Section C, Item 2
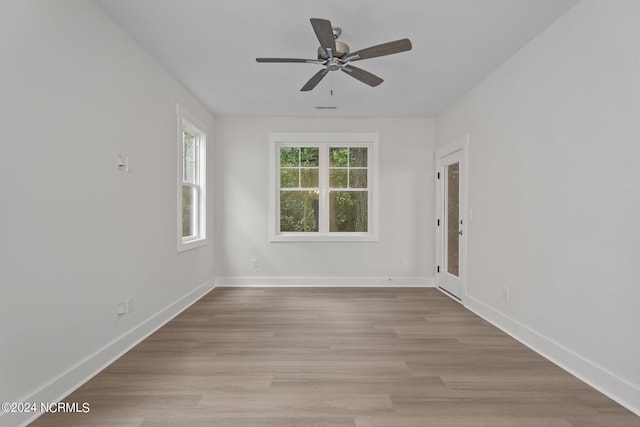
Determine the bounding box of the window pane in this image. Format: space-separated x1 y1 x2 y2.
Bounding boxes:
329 169 348 188
280 168 298 188
330 147 348 167
183 132 196 183
447 163 460 277
280 147 299 167
300 168 319 188
280 191 319 232
300 147 319 166
349 169 367 188
350 147 368 167
182 185 198 238
329 191 368 232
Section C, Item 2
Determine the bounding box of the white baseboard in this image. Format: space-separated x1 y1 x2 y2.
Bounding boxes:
215 276 434 287
464 293 640 417
7 279 215 427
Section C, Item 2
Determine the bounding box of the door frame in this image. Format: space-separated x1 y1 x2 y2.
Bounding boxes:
435 135 469 302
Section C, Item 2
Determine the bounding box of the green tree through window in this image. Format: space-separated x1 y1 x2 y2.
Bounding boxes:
278 145 369 234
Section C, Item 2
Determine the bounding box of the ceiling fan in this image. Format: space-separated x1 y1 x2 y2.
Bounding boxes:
256 18 412 91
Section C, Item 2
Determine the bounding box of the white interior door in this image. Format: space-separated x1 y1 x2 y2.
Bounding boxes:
435 138 467 300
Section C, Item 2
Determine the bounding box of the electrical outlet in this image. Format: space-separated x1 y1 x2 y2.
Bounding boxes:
502 286 510 302
251 257 259 268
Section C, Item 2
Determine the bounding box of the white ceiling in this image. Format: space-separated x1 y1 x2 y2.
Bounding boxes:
95 0 579 117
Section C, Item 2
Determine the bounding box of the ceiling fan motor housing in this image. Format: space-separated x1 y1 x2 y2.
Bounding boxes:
317 41 350 60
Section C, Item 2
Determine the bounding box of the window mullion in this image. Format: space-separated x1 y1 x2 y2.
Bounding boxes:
194 137 200 186
194 186 200 235
319 144 329 234
368 143 373 235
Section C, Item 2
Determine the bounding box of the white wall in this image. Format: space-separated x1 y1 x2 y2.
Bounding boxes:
214 117 435 285
0 1 215 425
437 0 640 413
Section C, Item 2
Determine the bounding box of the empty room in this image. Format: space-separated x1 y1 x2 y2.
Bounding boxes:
1 0 639 426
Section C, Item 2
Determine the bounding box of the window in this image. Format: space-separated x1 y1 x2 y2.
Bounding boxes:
269 133 379 242
177 105 207 252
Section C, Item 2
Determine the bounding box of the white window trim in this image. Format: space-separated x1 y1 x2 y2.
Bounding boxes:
268 132 379 242
177 104 208 252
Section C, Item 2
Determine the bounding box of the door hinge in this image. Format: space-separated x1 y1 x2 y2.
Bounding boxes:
437 265 440 273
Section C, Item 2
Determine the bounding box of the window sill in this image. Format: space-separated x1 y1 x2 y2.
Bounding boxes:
270 233 378 243
178 237 208 252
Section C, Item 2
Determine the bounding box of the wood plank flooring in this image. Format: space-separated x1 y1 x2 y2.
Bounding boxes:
31 288 639 426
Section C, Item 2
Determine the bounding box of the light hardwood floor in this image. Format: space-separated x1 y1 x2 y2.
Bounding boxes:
32 288 639 426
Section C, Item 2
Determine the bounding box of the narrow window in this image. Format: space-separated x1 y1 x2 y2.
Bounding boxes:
177 105 207 252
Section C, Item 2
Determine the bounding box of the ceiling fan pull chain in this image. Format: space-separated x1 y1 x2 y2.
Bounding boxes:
330 73 334 96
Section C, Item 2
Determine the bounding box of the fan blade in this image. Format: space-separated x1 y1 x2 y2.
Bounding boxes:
345 39 412 62
310 18 336 57
301 69 329 91
256 58 323 64
341 65 383 87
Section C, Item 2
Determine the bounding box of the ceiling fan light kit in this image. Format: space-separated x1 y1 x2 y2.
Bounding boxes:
256 18 412 92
